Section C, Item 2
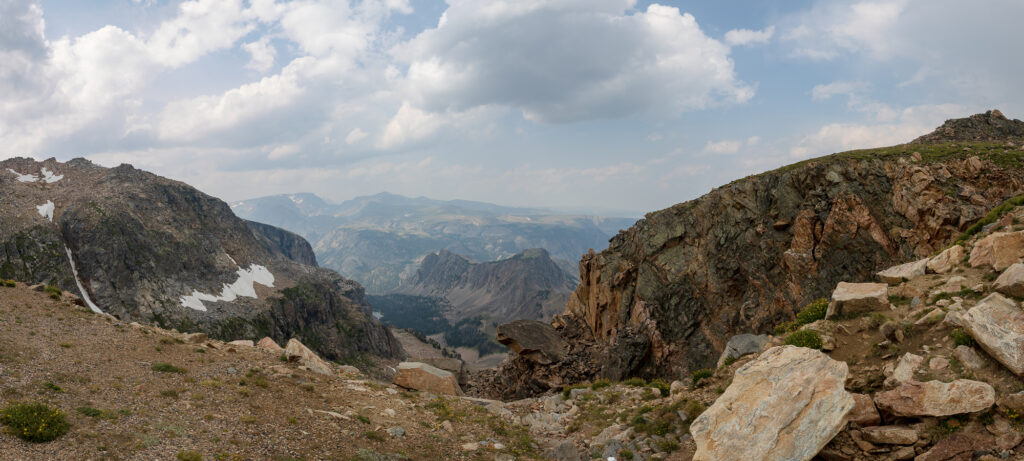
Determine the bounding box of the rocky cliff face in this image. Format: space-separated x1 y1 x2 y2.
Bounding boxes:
246 220 319 267
0 157 402 362
480 111 1024 398
396 248 577 324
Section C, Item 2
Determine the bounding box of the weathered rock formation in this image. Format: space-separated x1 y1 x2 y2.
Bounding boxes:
874 379 995 417
0 157 402 363
245 220 319 267
962 293 1024 375
484 111 1024 396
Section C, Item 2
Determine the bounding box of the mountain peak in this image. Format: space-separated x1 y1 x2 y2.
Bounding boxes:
912 110 1024 144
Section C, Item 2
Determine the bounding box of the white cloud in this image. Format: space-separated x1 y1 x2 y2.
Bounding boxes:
783 0 909 60
789 103 968 158
268 144 300 160
242 37 276 72
724 26 775 46
147 0 253 67
393 1 752 123
746 136 761 145
704 140 742 154
811 81 868 101
345 128 368 144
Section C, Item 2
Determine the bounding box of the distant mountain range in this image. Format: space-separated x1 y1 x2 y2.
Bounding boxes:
230 192 636 293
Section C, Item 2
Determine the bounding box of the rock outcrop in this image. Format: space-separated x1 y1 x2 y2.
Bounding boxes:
496 320 567 365
392 362 463 396
874 380 995 417
690 346 854 461
961 293 1024 375
245 220 319 267
487 112 1024 394
0 158 402 363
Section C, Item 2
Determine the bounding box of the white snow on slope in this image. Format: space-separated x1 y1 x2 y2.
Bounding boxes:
65 246 103 314
180 265 275 312
7 168 39 182
36 200 54 222
40 168 63 183
7 167 63 183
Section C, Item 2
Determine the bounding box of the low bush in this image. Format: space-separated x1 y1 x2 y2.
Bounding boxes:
784 329 822 350
690 369 714 386
795 298 828 325
1 401 70 443
951 329 976 347
152 363 186 373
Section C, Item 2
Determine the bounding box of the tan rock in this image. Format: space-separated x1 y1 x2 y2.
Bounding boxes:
928 357 949 370
914 308 945 326
827 282 889 319
961 293 1024 375
998 392 1024 412
874 379 994 417
392 362 463 396
257 337 284 353
182 332 208 344
877 258 929 284
884 353 923 388
860 425 918 445
993 262 1024 297
953 345 985 370
284 338 335 375
846 393 881 427
927 245 964 274
227 340 254 347
690 346 854 461
970 231 1024 270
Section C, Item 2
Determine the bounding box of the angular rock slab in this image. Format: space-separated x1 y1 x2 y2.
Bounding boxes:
690 346 854 461
877 258 929 285
927 245 964 274
970 231 1024 270
716 333 771 367
392 362 463 396
874 380 994 417
961 293 1024 375
847 393 881 427
257 337 284 353
496 319 567 365
993 262 1024 298
827 282 889 318
284 338 334 375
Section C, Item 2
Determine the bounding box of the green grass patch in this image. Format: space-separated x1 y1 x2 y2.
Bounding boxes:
691 369 713 386
590 379 611 391
951 328 977 347
152 363 186 374
955 194 1024 245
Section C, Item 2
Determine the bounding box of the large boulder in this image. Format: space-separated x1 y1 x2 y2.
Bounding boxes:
993 262 1024 297
961 293 1024 375
420 357 468 385
284 338 335 375
257 336 284 353
496 319 567 365
392 362 463 396
716 333 771 367
874 379 994 417
877 258 928 284
690 346 854 461
826 282 889 319
969 231 1024 270
927 245 964 274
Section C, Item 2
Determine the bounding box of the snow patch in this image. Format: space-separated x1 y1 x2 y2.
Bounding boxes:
40 167 63 183
36 200 54 222
65 246 103 314
7 168 39 182
180 265 275 312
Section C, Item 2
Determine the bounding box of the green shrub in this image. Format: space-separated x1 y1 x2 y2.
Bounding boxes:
152 363 186 373
176 451 202 461
691 368 714 386
784 329 822 350
2 279 15 287
773 321 798 336
795 298 828 325
1 402 70 443
951 329 976 347
44 284 62 300
649 378 670 397
364 430 384 441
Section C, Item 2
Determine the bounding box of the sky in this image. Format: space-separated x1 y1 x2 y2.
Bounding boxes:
1 0 1022 217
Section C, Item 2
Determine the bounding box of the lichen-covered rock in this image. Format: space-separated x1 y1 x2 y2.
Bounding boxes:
874 380 994 417
962 293 1024 375
927 245 964 274
392 362 463 396
827 282 889 319
285 338 335 375
877 258 928 284
716 333 771 367
970 231 1024 270
690 346 854 461
993 262 1024 297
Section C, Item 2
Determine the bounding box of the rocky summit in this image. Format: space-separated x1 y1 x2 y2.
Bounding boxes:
0 157 402 363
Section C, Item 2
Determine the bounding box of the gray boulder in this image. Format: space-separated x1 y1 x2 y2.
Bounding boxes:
716 333 771 367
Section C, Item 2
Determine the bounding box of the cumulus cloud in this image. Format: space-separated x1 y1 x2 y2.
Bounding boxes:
724 26 775 46
704 140 742 154
242 37 276 72
811 81 868 101
393 1 753 123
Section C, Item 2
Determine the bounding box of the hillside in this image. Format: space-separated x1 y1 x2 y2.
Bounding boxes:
482 110 1024 398
0 158 401 364
230 192 634 293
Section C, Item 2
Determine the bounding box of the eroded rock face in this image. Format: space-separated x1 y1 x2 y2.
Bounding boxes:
962 293 1024 375
877 259 928 284
285 338 334 375
993 262 1024 297
874 380 994 417
496 320 567 365
690 346 854 461
827 282 889 318
392 362 463 396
